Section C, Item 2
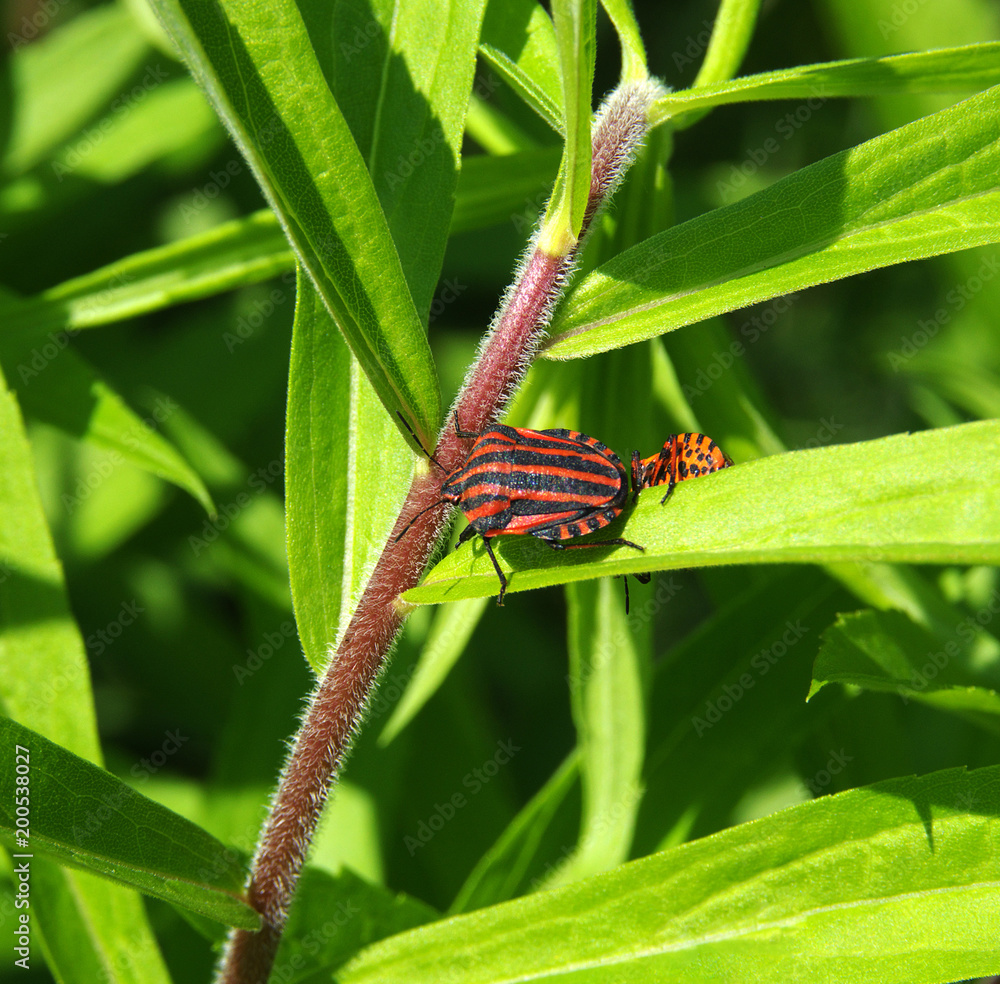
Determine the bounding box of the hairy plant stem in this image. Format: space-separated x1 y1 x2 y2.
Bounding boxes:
217 79 660 984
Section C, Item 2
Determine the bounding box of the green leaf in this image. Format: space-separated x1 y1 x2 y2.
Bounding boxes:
278 867 437 976
464 92 542 154
315 0 487 321
150 0 441 448
285 276 352 672
0 717 258 929
2 209 293 335
636 567 842 854
546 84 1000 359
451 147 561 235
0 371 172 983
691 0 762 87
0 341 212 513
599 0 647 84
2 78 221 231
809 609 1000 732
379 597 489 745
403 421 1000 603
479 0 564 134
286 273 414 673
653 43 1000 125
551 577 647 886
2 4 149 177
540 0 597 253
342 765 1000 984
451 751 580 913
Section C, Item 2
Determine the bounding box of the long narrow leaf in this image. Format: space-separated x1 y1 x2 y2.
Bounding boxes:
404 420 1000 603
0 717 258 929
286 273 414 673
653 43 1000 124
546 84 1000 359
313 0 487 321
540 0 597 252
809 609 1000 733
479 0 564 134
149 0 441 447
0 371 171 983
1 342 212 513
342 765 1000 984
2 210 292 335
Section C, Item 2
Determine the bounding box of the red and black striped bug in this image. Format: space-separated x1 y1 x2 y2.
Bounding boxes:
396 415 645 606
631 432 733 505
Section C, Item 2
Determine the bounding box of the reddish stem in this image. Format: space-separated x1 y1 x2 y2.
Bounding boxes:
217 80 658 984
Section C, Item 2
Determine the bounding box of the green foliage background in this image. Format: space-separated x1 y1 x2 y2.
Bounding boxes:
1 0 999 981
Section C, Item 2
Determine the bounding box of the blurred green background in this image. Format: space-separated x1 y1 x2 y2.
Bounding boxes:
1 0 999 979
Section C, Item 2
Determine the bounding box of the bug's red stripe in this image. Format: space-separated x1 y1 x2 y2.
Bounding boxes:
488 510 584 535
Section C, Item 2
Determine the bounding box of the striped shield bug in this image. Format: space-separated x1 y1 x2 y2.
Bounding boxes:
397 415 644 606
631 433 733 505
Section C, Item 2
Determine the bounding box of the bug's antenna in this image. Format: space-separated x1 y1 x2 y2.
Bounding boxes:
396 411 446 471
394 498 447 543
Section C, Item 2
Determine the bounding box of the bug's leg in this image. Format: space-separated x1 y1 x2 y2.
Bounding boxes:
452 411 479 440
395 411 445 470
480 536 508 605
623 576 630 615
631 450 643 504
558 537 645 553
659 475 677 506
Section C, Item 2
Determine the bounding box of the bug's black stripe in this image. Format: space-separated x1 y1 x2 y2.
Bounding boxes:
478 428 620 459
507 499 599 518
452 471 624 502
508 449 621 475
460 448 620 477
